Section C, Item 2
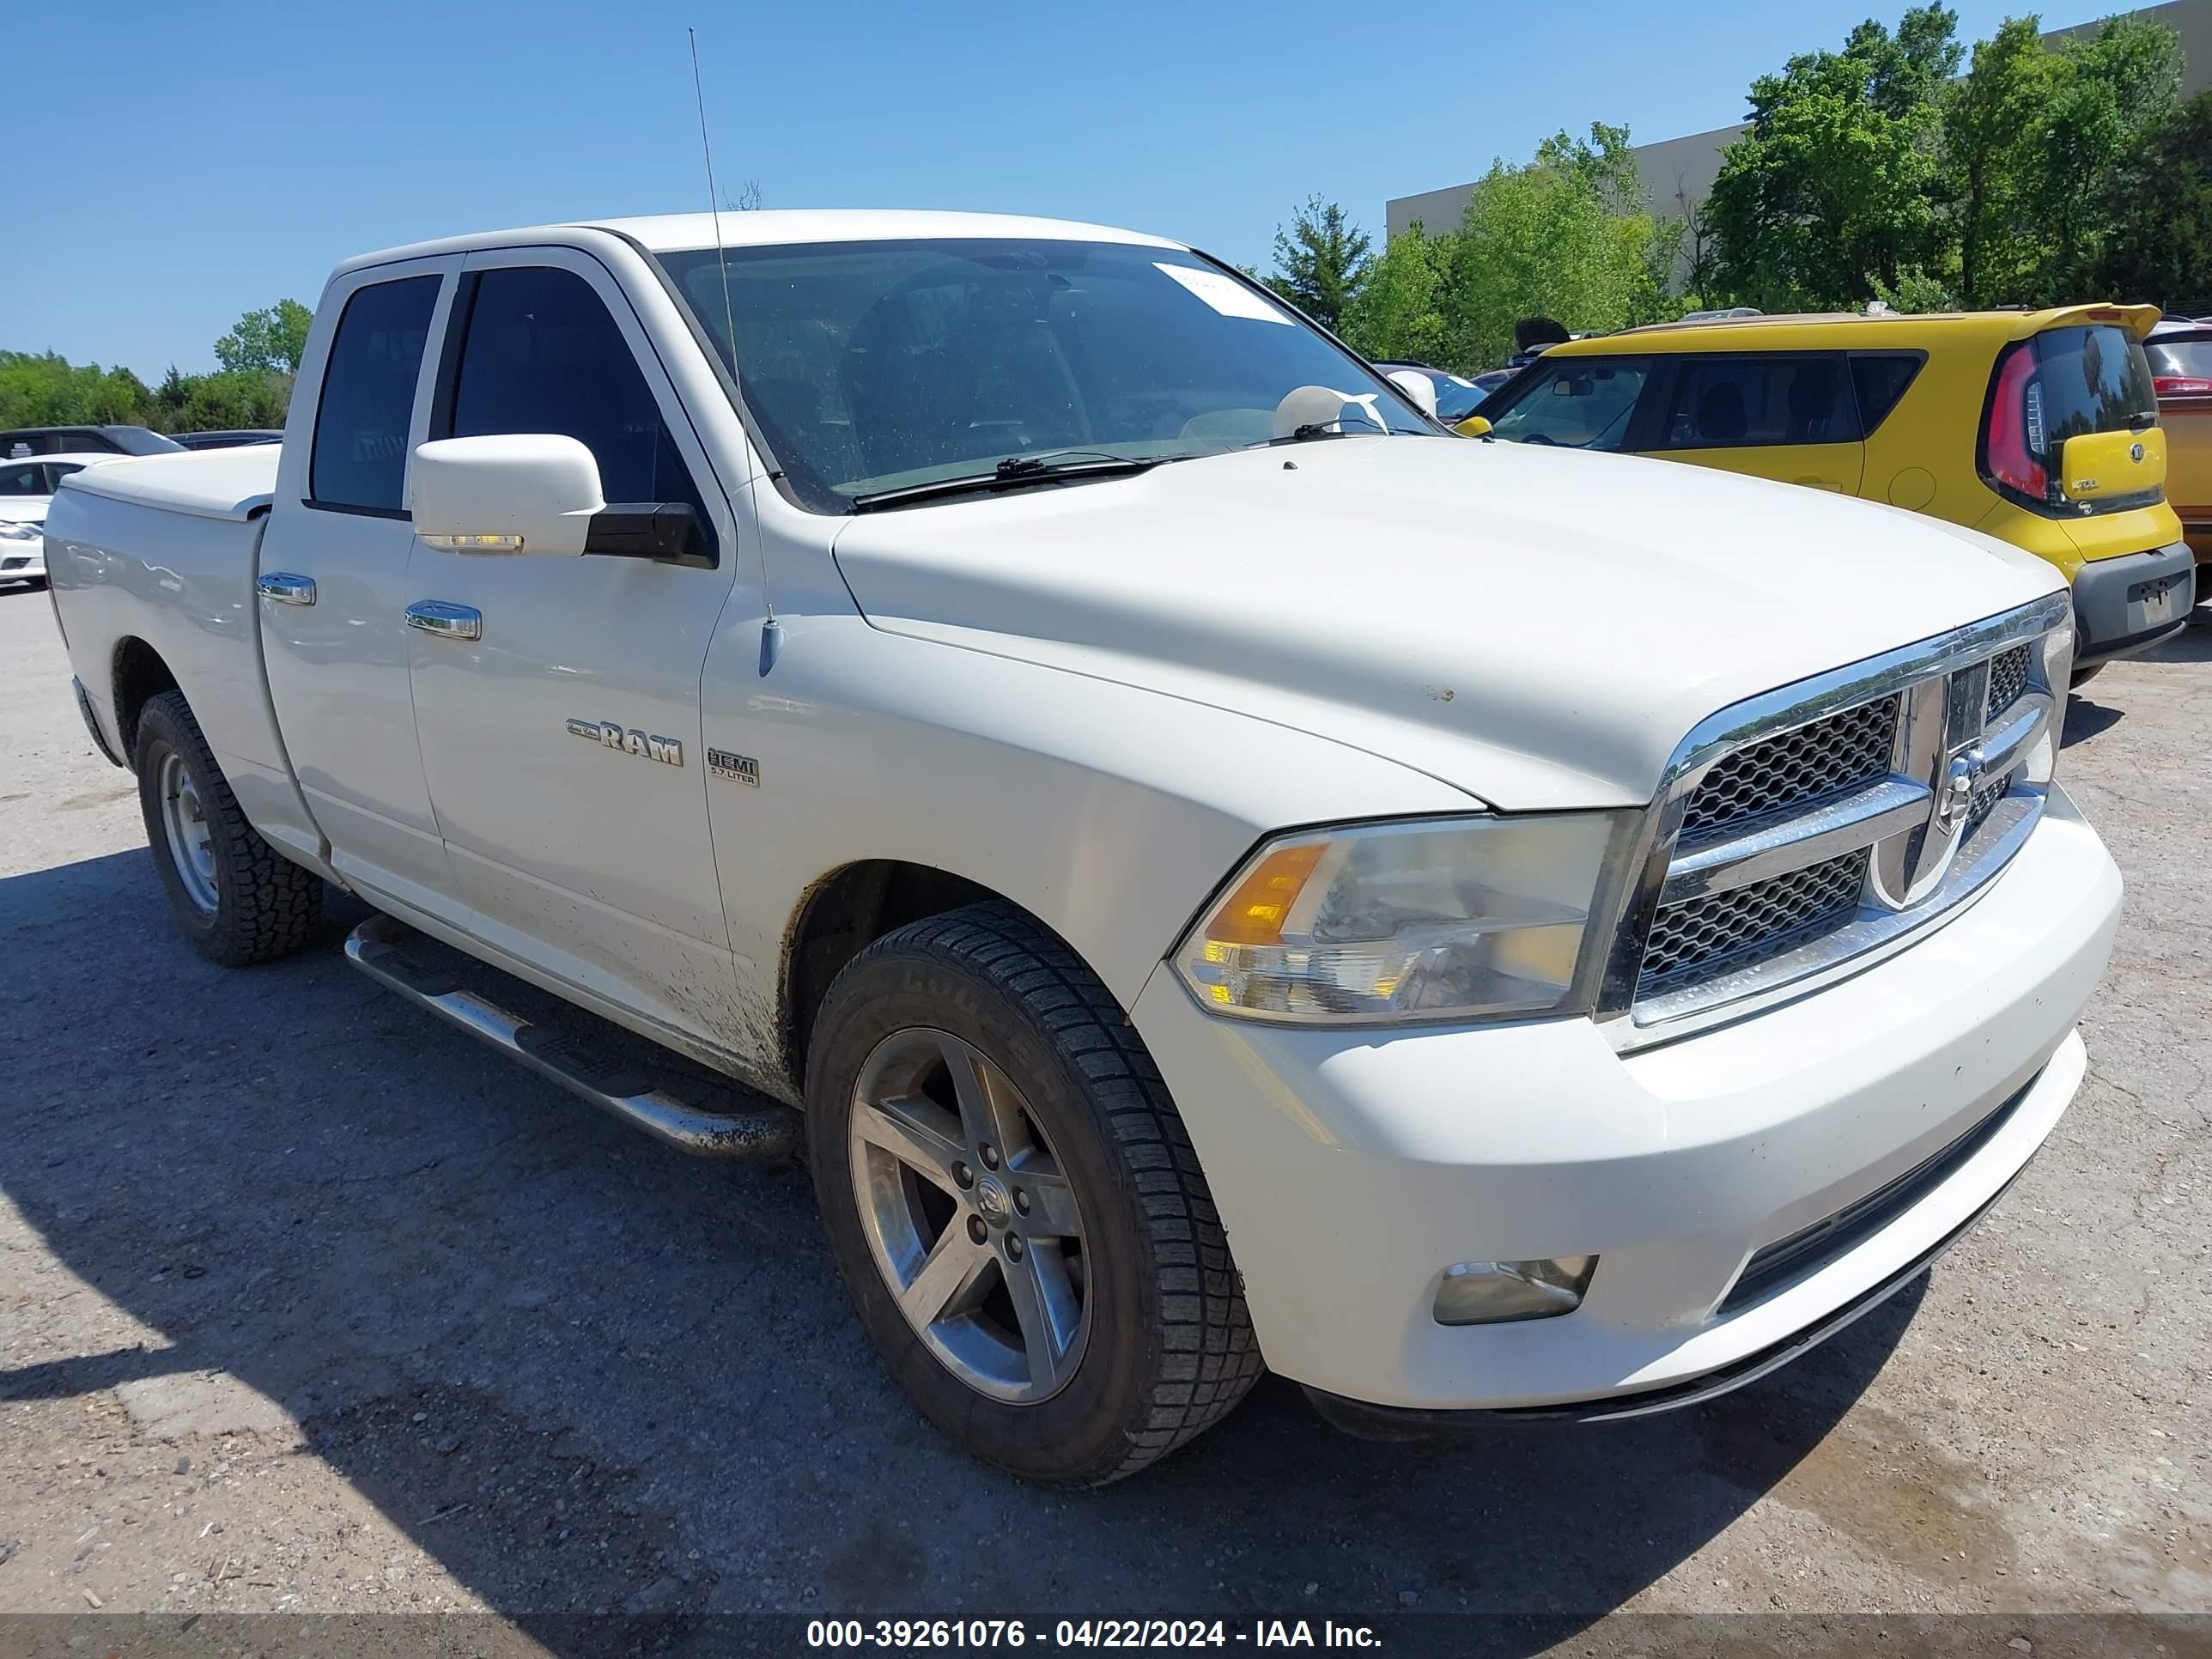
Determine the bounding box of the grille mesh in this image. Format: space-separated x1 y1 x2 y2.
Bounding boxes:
1985 645 2031 720
1640 850 1869 993
1680 697 1899 839
1961 769 2012 844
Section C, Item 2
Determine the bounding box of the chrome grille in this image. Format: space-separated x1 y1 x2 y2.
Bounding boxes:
1986 645 2030 719
1679 696 1898 838
1604 593 2069 1046
1639 850 1869 993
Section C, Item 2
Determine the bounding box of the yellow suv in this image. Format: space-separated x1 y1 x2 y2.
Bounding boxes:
1464 306 2195 672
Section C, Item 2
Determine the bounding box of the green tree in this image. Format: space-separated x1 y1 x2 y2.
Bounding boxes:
1265 197 1372 331
1442 125 1681 367
1942 17 2061 305
213 299 313 376
2036 16 2182 299
1338 222 1453 362
1706 6 1960 309
2098 89 2212 311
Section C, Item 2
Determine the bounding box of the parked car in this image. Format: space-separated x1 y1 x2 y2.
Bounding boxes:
0 453 116 586
0 424 182 459
46 210 2118 1484
1372 362 1491 424
171 428 287 451
2148 319 2212 582
1462 306 2193 676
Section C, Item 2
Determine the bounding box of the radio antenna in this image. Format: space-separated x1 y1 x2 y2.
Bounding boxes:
688 25 781 672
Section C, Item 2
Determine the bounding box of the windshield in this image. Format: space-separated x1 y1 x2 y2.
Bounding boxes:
656 238 1432 510
1424 373 1488 422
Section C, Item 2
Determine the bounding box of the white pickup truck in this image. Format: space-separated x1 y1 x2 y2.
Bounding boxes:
44 210 2122 1485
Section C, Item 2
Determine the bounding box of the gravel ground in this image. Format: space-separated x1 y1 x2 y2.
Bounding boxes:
1 581 2207 1636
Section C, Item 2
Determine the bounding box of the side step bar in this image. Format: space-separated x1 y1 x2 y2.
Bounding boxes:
344 915 800 1158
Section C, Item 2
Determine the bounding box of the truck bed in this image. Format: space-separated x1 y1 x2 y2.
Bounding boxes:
45 442 329 878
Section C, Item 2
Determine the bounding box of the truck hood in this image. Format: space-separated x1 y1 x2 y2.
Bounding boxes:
839 436 2066 809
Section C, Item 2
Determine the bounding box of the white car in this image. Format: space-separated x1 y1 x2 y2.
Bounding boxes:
43 210 2120 1483
0 453 114 586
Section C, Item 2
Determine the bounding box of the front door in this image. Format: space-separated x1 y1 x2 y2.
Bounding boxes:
404 247 745 1049
259 258 463 916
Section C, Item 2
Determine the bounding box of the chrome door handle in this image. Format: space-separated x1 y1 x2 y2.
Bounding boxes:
256 572 316 605
404 600 483 641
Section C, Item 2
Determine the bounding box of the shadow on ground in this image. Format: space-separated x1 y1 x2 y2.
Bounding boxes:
1 848 1922 1640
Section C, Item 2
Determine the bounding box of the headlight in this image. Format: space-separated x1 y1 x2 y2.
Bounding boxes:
1172 813 1632 1025
0 521 40 542
2032 619 2075 784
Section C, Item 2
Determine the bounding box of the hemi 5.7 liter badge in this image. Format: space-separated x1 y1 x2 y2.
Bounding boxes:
708 748 760 786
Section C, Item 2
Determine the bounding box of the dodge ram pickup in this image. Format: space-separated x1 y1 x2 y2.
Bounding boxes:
43 210 2123 1485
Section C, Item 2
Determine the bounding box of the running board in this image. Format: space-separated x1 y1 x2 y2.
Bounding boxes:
343 915 799 1158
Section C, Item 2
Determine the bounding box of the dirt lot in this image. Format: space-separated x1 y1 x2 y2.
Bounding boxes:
1 582 2207 1637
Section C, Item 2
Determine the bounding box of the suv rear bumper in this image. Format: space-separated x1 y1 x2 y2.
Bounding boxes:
1130 786 2120 1414
2073 539 2194 663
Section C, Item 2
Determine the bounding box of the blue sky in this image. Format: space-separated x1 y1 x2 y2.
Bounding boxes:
16 0 2110 378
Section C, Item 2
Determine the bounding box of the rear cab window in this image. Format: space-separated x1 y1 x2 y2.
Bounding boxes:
309 275 441 515
1482 357 1650 451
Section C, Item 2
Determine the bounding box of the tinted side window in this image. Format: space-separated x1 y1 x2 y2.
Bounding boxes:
46 463 85 488
0 461 44 495
446 266 708 526
310 275 439 513
1851 355 1924 433
1661 356 1856 448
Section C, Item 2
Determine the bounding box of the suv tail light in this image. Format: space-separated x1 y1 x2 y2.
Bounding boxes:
1984 342 2050 505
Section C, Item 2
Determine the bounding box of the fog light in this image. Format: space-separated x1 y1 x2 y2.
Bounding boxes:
1432 1256 1596 1325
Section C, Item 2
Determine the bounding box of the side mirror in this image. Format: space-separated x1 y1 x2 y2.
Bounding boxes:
1455 415 1493 439
1385 368 1438 419
410 434 605 556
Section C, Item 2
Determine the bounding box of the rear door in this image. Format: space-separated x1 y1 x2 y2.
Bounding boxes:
1647 353 1865 495
259 257 462 915
404 246 744 1046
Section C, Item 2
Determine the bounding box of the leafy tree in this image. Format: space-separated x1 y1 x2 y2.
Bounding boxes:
1942 18 2060 305
1869 264 1966 312
2098 89 2212 312
1339 222 1452 362
1706 6 1960 309
2035 16 2181 299
1442 125 1681 367
0 350 152 428
1266 197 1372 331
214 299 313 376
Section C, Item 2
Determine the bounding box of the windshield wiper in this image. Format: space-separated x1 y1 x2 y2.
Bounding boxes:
848 453 1166 512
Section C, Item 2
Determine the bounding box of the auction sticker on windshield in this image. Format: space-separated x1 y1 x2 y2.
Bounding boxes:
1154 264 1291 325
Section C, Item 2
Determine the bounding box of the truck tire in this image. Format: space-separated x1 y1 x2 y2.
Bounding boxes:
805 902 1262 1485
133 690 323 966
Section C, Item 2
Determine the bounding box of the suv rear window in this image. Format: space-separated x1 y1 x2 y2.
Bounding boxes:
1850 355 1924 433
1981 324 2160 514
2033 325 2158 443
2148 332 2212 397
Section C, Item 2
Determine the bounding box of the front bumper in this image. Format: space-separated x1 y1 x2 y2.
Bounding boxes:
0 538 46 582
2071 538 2193 663
1129 787 2121 1413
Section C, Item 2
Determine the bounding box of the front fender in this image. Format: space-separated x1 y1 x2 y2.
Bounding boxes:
702 612 1476 1073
